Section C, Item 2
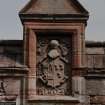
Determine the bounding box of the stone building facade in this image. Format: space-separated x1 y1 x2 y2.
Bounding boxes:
0 0 105 105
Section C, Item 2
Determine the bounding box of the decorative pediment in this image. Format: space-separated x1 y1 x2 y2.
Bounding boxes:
20 0 88 15
19 0 89 22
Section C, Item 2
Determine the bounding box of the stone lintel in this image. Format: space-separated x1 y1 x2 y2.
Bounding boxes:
27 96 80 103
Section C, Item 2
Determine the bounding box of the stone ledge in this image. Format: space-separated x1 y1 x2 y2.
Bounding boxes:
28 96 80 103
0 67 28 74
0 95 17 101
90 95 105 104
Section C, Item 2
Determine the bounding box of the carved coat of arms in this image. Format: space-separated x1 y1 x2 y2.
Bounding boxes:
38 40 68 88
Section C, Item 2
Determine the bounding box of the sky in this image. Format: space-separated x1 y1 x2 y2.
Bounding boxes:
0 0 105 41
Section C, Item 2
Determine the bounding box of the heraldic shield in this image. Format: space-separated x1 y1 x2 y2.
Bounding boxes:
39 55 68 88
38 40 69 88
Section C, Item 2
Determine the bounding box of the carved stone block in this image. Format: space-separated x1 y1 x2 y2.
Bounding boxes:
36 32 72 96
0 78 24 105
86 79 105 95
93 55 104 68
90 96 105 104
86 55 94 68
86 54 104 69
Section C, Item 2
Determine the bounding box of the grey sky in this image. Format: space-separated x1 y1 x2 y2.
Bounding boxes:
0 0 105 41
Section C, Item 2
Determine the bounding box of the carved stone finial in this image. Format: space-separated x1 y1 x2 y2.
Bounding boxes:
50 40 60 48
48 40 60 59
0 79 17 101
